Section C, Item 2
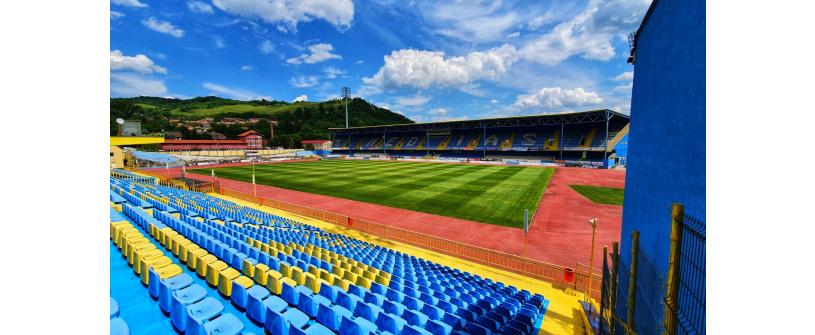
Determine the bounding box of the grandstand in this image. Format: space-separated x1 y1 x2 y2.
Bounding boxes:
110 173 551 335
329 110 629 168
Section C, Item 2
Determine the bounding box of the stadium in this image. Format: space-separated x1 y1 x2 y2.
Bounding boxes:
108 1 704 335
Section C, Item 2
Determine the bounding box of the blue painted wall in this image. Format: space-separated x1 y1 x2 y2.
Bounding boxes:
617 0 705 327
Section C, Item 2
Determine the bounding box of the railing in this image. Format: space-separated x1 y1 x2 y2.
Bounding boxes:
218 187 602 300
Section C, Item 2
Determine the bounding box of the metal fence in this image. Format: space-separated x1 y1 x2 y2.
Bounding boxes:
596 203 705 335
666 208 706 335
218 186 603 300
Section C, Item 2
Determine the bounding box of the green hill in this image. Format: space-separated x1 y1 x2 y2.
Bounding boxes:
110 96 413 147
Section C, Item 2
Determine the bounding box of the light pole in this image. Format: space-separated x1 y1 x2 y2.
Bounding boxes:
342 87 350 128
587 218 599 301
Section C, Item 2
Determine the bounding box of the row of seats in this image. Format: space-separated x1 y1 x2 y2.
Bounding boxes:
111 176 549 334
110 211 250 335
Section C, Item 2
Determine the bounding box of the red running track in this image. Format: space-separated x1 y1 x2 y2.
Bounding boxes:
150 162 624 268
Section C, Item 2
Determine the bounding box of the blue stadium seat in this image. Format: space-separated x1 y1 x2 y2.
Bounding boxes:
110 297 119 318
110 317 130 335
339 315 378 335
426 319 453 335
317 303 352 332
170 284 207 331
245 286 272 322
159 273 193 313
185 297 225 335
375 313 407 335
203 313 244 335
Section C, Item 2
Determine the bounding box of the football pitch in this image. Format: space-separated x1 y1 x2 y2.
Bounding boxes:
191 160 553 227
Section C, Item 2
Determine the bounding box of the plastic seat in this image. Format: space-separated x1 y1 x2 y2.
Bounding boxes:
281 279 299 305
245 286 271 322
442 313 466 330
110 317 130 335
403 309 429 327
230 276 255 308
382 300 406 317
158 273 194 313
500 325 524 335
110 297 119 318
339 315 377 335
364 292 386 307
464 322 490 335
354 302 384 323
203 313 244 335
296 322 336 335
185 297 225 335
507 319 530 333
421 305 444 320
403 296 424 311
170 284 207 331
317 303 352 331
477 315 500 333
427 319 453 335
403 324 432 335
336 290 362 312
319 284 339 302
375 313 407 335
297 293 321 318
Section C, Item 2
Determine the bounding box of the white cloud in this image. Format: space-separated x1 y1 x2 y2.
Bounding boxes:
322 66 346 79
110 11 125 20
241 65 254 71
110 50 167 74
428 108 448 116
142 17 185 38
213 36 226 48
111 73 167 97
510 87 603 112
613 82 633 93
293 94 308 102
212 0 354 32
506 31 520 39
396 94 431 107
112 0 147 8
355 60 364 64
203 82 268 100
490 99 499 104
418 1 524 43
289 76 319 88
613 71 633 81
188 1 214 14
520 0 650 66
258 40 275 54
286 43 341 64
363 44 518 90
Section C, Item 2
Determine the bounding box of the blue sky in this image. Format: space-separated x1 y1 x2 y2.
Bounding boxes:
110 0 650 122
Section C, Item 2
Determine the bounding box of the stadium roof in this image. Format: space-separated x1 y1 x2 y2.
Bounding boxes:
330 109 628 133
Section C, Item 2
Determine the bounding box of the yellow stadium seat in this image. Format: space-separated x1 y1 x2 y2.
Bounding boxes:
196 254 217 277
266 270 283 294
141 256 172 284
260 244 269 253
304 273 321 294
254 264 270 285
375 275 390 286
217 268 241 296
319 271 333 285
206 261 229 286
128 243 156 265
336 278 351 291
363 271 376 281
242 259 256 278
332 267 345 277
307 265 319 276
279 262 291 278
187 249 208 270
173 239 192 257
281 277 297 291
156 264 183 280
179 244 199 263
356 276 372 290
134 249 163 274
343 271 358 283
291 267 305 285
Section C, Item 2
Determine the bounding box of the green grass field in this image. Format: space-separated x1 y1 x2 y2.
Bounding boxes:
191 160 554 227
569 185 625 205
